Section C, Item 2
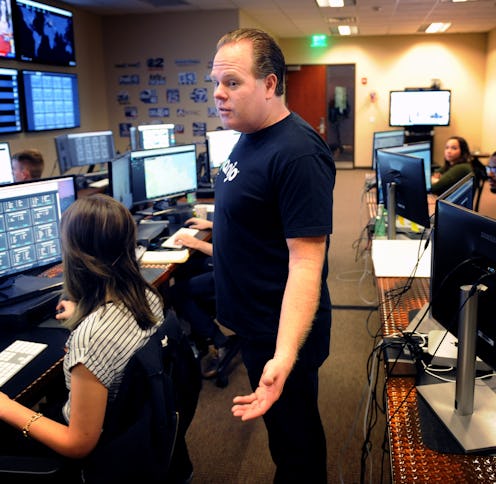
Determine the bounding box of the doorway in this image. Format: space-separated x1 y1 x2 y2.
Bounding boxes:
286 64 355 168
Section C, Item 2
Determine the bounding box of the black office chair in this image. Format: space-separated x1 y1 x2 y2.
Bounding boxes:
472 158 487 212
0 312 200 484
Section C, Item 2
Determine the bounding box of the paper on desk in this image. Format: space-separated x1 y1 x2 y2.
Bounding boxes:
371 239 431 278
141 249 189 264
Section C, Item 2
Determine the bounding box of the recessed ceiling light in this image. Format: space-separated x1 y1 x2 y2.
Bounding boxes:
316 0 355 7
418 22 452 33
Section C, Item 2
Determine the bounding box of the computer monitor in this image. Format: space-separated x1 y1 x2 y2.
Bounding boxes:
13 0 76 66
0 142 13 185
130 144 197 206
376 149 431 235
108 152 132 210
21 69 80 132
205 129 241 170
55 131 115 174
137 124 175 150
383 141 432 192
0 67 22 134
436 172 475 210
389 90 451 127
0 175 76 304
417 199 496 452
0 0 15 59
371 129 404 169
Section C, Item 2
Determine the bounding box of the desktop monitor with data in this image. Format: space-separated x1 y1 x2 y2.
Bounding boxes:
0 142 13 185
0 176 76 305
136 124 175 150
437 172 475 210
130 144 197 206
206 129 241 170
55 131 115 174
376 149 431 233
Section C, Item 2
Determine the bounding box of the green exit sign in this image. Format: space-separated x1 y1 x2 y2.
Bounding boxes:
311 35 328 47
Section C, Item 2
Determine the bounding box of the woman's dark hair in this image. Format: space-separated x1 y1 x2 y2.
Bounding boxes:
216 28 286 96
61 194 161 330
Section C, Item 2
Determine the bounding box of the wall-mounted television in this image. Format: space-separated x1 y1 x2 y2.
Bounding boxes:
0 67 22 133
0 0 16 59
21 69 80 132
13 0 76 66
137 123 175 150
389 89 451 127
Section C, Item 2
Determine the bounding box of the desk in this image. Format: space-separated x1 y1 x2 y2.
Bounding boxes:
0 228 211 405
377 277 496 482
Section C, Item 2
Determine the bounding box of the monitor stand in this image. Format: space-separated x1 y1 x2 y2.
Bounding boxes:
416 284 496 453
387 182 397 240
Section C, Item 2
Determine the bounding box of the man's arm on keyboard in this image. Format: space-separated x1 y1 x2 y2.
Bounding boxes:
175 233 212 256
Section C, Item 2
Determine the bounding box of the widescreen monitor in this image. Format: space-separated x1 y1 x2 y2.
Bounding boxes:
371 129 404 168
0 175 76 289
55 131 115 174
0 67 22 134
417 199 496 452
376 149 430 230
383 141 432 192
130 144 197 206
0 0 15 59
108 152 132 210
0 142 13 185
137 124 175 150
13 0 76 66
21 70 80 132
389 90 451 127
205 129 241 169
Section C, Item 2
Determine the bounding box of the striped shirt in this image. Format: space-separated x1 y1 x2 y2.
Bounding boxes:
62 290 163 423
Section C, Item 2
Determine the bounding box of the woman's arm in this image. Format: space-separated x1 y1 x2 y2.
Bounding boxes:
0 363 108 459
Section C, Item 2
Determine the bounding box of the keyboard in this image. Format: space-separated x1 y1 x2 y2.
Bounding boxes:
136 220 168 246
161 227 199 249
0 340 48 387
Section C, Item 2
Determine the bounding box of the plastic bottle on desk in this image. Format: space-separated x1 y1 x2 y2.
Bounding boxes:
374 203 387 239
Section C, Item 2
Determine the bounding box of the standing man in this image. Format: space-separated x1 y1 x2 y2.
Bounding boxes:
210 28 335 482
11 149 45 181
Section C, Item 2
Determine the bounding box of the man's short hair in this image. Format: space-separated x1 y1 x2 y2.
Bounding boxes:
12 149 45 179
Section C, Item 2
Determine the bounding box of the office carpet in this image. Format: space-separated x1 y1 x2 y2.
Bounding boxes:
185 168 391 483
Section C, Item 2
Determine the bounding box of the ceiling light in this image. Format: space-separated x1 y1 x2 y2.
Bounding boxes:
425 22 452 33
332 25 358 35
317 0 355 7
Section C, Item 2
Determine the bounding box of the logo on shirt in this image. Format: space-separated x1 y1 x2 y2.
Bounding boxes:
221 159 239 182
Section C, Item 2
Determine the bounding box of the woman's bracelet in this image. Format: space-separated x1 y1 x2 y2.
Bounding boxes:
22 412 43 438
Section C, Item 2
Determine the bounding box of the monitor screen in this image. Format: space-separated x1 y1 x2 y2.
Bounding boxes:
130 144 197 205
55 131 115 174
376 149 430 228
137 124 175 150
431 200 496 370
383 141 432 192
0 0 15 59
13 0 76 66
0 175 76 283
0 67 22 134
108 152 132 210
0 142 13 185
21 69 80 132
389 90 451 127
372 129 404 168
205 129 241 169
436 172 474 210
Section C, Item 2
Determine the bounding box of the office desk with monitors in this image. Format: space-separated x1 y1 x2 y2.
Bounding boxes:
377 276 496 483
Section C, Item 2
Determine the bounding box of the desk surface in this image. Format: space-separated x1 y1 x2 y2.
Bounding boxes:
377 277 496 483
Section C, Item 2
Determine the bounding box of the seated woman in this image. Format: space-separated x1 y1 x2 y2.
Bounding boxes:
0 195 164 464
431 136 483 195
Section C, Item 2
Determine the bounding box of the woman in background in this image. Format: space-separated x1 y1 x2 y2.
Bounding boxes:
431 136 483 195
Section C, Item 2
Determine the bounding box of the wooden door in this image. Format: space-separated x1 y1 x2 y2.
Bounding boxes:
285 65 327 139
